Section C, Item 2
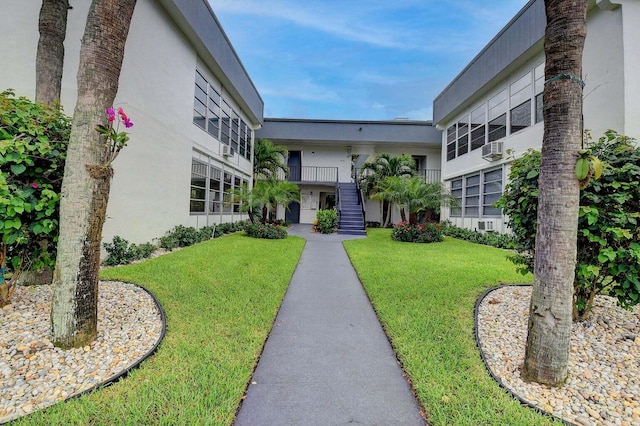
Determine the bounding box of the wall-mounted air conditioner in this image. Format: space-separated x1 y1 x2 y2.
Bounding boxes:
481 141 504 161
477 220 495 232
222 145 234 157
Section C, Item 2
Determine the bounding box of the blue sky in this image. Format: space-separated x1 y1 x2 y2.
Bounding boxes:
208 0 529 121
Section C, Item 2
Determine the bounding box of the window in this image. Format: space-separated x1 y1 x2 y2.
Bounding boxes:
239 120 247 157
193 71 221 138
220 101 230 145
223 172 233 213
535 93 544 123
488 114 506 142
510 100 531 134
534 62 544 124
464 174 480 216
446 125 456 161
231 111 240 153
487 89 507 142
509 73 532 134
457 117 469 156
482 169 503 216
449 167 504 219
208 166 221 213
450 179 462 217
470 105 486 151
190 160 207 213
233 176 242 213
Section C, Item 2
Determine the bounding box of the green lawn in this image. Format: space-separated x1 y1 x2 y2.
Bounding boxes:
15 234 305 426
343 229 559 426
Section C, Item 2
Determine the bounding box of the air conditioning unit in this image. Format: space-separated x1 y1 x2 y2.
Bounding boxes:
477 220 495 232
481 141 504 161
222 145 234 157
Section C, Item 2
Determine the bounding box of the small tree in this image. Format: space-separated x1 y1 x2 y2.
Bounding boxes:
0 91 70 306
253 138 288 180
497 130 640 320
359 153 415 226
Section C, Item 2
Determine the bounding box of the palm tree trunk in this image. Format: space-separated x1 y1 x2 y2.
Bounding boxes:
522 0 587 386
51 0 137 349
36 0 69 105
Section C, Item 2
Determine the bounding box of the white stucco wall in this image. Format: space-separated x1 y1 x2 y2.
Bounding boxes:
2 0 256 245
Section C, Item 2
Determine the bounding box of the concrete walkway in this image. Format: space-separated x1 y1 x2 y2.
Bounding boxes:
234 224 425 426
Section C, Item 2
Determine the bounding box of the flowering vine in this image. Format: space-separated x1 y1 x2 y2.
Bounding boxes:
95 107 134 166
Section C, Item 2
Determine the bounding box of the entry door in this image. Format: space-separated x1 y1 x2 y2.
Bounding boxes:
286 201 301 224
288 151 301 181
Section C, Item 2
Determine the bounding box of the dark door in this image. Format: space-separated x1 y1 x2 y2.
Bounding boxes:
288 151 301 181
286 201 300 224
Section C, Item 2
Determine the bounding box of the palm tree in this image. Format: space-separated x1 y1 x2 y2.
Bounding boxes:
522 0 588 386
228 180 300 224
359 153 416 226
51 0 137 349
253 138 289 180
36 0 70 106
373 176 459 225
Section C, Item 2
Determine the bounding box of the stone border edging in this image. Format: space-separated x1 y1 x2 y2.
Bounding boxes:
63 281 167 402
474 284 577 426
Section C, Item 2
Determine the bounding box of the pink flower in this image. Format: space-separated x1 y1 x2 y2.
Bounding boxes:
117 108 128 122
31 183 39 189
124 118 134 128
106 108 116 122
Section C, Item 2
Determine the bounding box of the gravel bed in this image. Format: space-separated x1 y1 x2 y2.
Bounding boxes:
477 285 640 426
0 281 163 423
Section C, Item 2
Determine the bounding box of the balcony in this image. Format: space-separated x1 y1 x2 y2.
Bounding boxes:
277 166 339 184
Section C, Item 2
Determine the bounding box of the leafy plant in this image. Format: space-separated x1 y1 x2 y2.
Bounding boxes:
0 90 70 306
245 222 288 239
102 236 156 266
392 221 444 243
442 223 514 249
316 209 338 234
496 130 640 319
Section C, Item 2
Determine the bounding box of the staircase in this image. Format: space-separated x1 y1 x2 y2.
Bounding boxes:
337 183 366 236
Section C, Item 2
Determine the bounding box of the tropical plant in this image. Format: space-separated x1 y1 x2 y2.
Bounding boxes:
497 130 640 322
228 180 300 224
315 209 338 234
245 222 288 239
391 221 444 243
359 153 416 226
0 90 70 307
372 176 459 225
253 138 289 180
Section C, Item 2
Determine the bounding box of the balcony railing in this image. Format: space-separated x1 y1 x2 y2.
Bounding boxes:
277 166 339 183
355 168 441 184
417 169 442 184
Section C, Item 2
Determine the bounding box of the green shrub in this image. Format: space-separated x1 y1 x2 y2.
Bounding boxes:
365 221 381 228
103 236 157 266
392 222 444 243
496 130 640 319
0 90 70 304
316 209 338 234
442 224 514 249
245 223 287 239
